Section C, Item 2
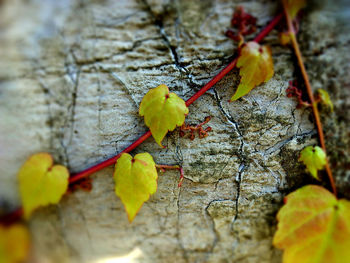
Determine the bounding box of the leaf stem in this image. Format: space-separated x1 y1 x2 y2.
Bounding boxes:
156 164 184 187
282 0 336 195
156 164 180 170
0 12 283 225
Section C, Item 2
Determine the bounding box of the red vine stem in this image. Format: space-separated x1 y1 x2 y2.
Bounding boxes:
156 164 184 187
0 12 283 224
282 0 337 195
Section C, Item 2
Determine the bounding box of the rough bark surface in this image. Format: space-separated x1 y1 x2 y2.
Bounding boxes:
0 0 349 262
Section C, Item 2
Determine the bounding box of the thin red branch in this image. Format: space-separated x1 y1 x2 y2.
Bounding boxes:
178 168 185 187
253 12 284 43
156 164 184 187
0 12 283 225
282 0 337 195
156 164 180 170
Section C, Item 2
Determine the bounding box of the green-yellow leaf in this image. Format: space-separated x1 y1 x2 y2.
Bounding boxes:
114 152 158 222
18 153 69 218
231 42 274 101
273 185 350 263
286 0 306 19
139 84 189 147
299 146 326 180
317 89 334 112
0 224 30 263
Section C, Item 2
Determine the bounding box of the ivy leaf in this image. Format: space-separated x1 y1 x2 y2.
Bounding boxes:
299 146 326 180
114 152 158 222
231 42 274 101
317 89 334 112
139 84 189 147
273 185 350 263
0 224 30 263
286 0 306 19
18 153 69 218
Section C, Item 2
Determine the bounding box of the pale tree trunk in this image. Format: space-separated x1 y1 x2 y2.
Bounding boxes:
0 0 349 262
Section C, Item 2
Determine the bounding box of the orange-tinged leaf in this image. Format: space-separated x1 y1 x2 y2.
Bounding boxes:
0 224 30 263
286 0 306 19
114 152 158 222
299 146 326 180
18 153 69 218
273 185 350 263
231 42 274 101
139 84 189 147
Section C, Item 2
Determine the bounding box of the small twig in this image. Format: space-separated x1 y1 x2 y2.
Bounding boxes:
180 116 212 140
225 6 257 44
286 80 311 108
156 165 185 187
282 0 336 195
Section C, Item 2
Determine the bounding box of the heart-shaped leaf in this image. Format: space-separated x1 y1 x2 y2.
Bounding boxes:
274 185 350 263
114 152 158 222
231 41 274 101
139 84 189 147
0 224 30 263
299 146 326 180
18 153 69 218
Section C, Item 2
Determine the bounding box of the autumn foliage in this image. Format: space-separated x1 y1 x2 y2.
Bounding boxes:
274 185 350 263
139 84 189 147
18 153 69 218
231 41 274 101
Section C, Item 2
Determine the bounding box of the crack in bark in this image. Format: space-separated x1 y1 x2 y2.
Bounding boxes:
231 162 246 239
210 85 249 243
141 0 202 92
108 70 139 108
64 66 80 169
175 187 189 263
37 79 54 150
212 88 243 138
264 130 316 155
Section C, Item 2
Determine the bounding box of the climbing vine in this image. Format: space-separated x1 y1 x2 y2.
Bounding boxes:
1 0 349 262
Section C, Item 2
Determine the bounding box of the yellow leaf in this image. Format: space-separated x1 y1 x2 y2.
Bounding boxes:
317 89 334 112
114 153 158 222
299 146 326 180
18 153 69 218
286 0 306 19
231 42 274 101
139 84 189 147
0 224 30 263
274 185 350 263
